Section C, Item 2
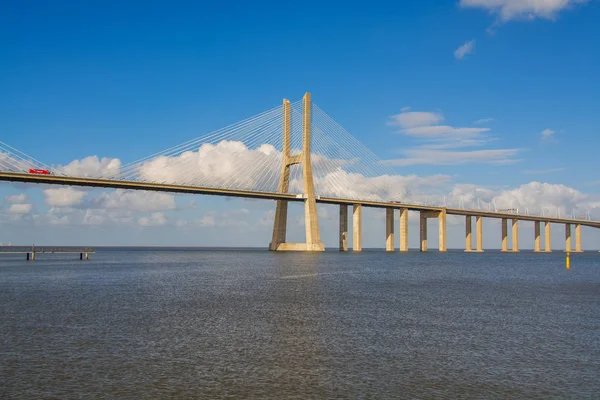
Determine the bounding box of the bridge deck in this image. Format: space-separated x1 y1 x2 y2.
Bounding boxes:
1 172 599 229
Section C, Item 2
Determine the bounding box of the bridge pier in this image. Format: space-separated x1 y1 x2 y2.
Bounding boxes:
512 219 519 252
476 216 483 252
339 205 348 252
575 224 583 252
386 208 394 252
420 212 427 252
419 210 446 252
465 216 472 252
565 224 572 252
501 218 509 252
353 204 362 252
439 209 447 252
399 208 409 252
534 221 541 252
545 221 552 252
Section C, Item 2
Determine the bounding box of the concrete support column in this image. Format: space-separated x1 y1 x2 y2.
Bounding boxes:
534 221 541 252
476 216 483 252
420 212 428 252
399 208 409 252
565 224 572 252
353 204 362 252
545 221 552 252
501 218 508 252
339 205 348 252
512 219 519 252
386 208 394 252
438 209 447 252
465 216 472 252
575 224 582 253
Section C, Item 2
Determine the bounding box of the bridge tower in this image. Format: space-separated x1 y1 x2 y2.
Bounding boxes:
269 93 325 252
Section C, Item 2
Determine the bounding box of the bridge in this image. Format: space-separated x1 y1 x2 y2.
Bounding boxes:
1 93 598 252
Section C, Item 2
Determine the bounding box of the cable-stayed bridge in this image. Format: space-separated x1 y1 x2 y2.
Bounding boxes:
1 93 598 252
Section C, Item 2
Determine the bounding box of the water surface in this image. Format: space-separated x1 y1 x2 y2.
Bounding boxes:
1 250 599 398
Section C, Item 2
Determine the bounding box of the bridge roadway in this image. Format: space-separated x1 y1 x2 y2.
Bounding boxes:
2 172 599 229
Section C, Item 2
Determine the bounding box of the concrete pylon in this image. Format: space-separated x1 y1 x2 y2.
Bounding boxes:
545 221 552 252
339 205 348 251
534 221 541 252
399 208 409 252
565 223 572 252
512 218 519 252
575 224 583 253
269 93 325 252
475 216 483 252
386 208 394 252
438 209 447 252
420 212 428 252
501 218 508 252
465 216 472 252
353 204 362 252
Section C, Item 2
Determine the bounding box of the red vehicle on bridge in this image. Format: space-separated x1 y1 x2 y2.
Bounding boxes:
28 169 53 175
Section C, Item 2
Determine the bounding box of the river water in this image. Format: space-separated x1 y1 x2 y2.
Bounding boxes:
1 250 599 398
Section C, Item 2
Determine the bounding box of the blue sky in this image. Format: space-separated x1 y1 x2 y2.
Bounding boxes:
1 0 599 248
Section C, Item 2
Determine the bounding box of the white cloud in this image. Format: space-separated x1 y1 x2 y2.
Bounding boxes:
459 0 589 22
386 108 518 166
454 40 476 59
5 194 27 204
89 190 176 212
441 181 599 219
138 212 168 227
403 125 490 138
384 148 520 166
135 141 281 193
417 180 600 222
44 188 88 207
474 118 495 124
310 169 452 202
82 208 135 226
8 203 32 214
388 111 444 129
490 182 589 216
541 128 556 141
35 207 135 227
56 156 121 177
175 211 246 229
197 215 216 227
